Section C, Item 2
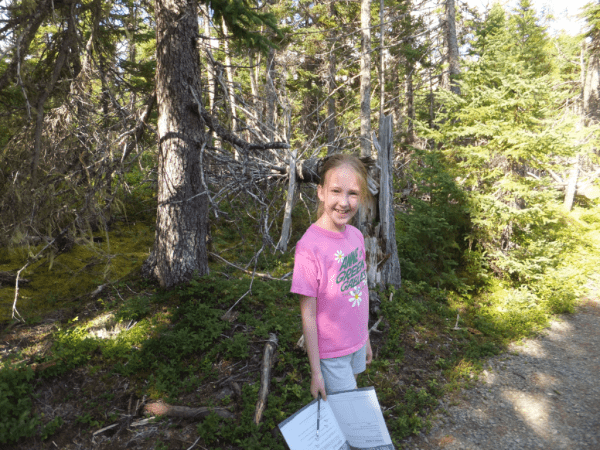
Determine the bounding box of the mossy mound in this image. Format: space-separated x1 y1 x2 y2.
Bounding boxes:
0 222 154 323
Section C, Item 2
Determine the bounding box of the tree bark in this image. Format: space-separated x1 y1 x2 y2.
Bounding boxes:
360 0 372 157
144 0 209 288
446 0 461 95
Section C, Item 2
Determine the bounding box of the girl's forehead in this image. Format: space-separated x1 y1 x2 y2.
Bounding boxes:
324 165 360 185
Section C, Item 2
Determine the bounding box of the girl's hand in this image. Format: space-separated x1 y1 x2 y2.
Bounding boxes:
311 372 327 401
366 338 373 365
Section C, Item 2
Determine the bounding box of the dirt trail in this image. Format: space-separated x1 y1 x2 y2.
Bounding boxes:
403 289 600 450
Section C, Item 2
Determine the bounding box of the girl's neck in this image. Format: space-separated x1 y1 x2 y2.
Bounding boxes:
315 216 346 233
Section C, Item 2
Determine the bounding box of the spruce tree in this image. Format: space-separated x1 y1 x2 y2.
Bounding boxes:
423 1 580 282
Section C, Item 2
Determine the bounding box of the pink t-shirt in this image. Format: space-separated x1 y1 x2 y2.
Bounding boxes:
291 224 369 359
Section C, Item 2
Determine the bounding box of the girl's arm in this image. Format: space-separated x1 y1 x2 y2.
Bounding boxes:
366 336 373 364
299 295 327 400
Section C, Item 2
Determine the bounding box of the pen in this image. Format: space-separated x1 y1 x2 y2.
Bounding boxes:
317 393 321 439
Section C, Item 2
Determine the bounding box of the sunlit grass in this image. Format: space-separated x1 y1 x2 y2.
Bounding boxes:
0 222 154 322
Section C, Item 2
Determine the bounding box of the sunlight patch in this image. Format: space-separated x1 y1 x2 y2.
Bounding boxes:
502 390 551 437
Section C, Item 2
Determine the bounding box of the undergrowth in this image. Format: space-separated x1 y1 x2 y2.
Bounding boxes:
0 265 587 446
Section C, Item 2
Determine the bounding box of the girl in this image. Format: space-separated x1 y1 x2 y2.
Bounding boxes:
291 154 372 401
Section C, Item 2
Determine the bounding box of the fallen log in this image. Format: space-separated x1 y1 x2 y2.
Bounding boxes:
254 333 278 424
143 401 234 420
4 358 61 372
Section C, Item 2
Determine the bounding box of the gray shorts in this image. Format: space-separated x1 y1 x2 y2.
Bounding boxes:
320 343 367 394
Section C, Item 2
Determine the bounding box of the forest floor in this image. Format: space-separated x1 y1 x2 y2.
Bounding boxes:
0 277 461 450
1 262 596 449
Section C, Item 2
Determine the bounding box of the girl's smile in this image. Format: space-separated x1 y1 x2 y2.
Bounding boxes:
316 164 361 232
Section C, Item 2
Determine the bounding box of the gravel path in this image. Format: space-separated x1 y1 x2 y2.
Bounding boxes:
403 294 600 450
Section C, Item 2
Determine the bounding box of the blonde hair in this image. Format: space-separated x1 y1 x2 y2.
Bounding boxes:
316 154 370 219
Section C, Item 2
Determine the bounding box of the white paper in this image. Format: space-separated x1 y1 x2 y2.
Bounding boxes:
328 388 394 449
279 387 394 450
279 398 349 450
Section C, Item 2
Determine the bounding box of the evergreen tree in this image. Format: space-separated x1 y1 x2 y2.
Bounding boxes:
582 1 600 121
509 0 551 76
421 2 580 283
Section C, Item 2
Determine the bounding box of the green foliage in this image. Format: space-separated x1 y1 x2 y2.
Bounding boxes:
0 362 39 443
205 0 282 53
509 0 551 75
388 385 437 441
396 150 470 290
50 325 100 374
115 296 151 322
76 412 102 429
40 416 63 440
582 0 600 47
196 412 227 446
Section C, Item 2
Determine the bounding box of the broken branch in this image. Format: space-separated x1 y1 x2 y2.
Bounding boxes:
143 401 234 420
254 333 278 425
369 317 383 334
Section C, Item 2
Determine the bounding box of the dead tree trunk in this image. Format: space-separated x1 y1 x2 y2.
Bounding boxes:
265 48 277 141
143 0 209 288
361 118 401 291
446 0 461 95
405 45 416 145
564 154 581 211
203 4 216 114
379 0 385 123
326 1 338 155
248 49 260 141
276 149 296 253
327 48 337 155
221 18 238 133
584 50 600 123
376 115 401 288
580 41 586 117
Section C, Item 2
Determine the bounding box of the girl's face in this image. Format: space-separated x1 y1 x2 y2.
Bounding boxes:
317 164 361 232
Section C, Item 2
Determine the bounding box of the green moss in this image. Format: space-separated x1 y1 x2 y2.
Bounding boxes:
0 222 154 322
